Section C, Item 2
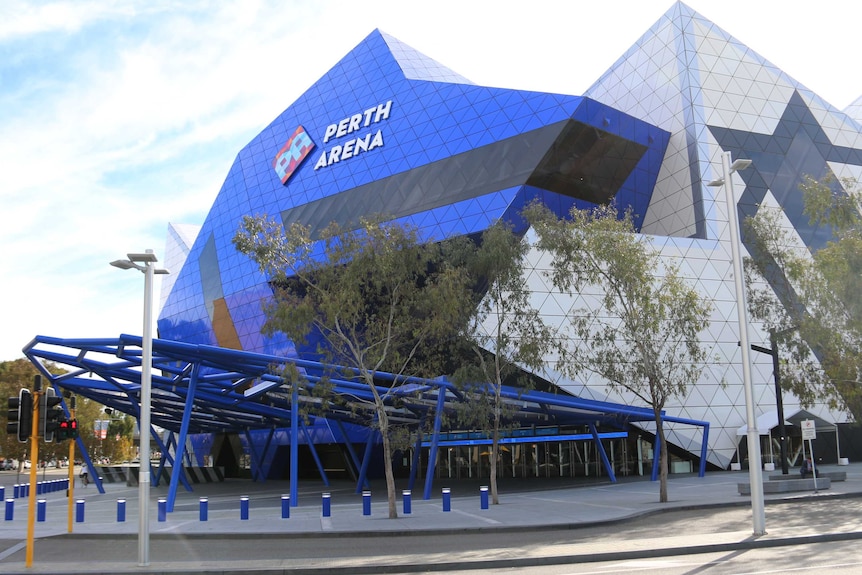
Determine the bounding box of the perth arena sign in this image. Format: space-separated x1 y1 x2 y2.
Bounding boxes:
313 100 392 170
273 100 393 185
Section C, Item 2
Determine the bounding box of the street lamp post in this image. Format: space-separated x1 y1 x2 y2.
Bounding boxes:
708 151 766 536
110 250 169 566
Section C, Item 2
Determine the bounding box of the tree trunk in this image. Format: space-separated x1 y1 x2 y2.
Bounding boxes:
656 415 668 503
490 420 500 505
376 403 398 518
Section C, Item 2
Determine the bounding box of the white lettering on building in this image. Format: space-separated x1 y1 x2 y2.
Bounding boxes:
315 101 392 171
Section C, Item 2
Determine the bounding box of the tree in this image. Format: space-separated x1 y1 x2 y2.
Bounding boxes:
0 359 40 464
234 215 475 518
525 202 712 502
452 222 554 504
0 359 73 465
744 175 862 421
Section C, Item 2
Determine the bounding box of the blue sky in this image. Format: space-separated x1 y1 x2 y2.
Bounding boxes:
2 0 860 361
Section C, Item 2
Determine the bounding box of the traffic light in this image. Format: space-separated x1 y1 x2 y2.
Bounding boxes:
40 388 63 443
57 419 69 441
57 418 78 441
6 388 33 443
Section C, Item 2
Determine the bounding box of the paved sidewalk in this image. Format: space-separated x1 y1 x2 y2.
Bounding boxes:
1 464 862 574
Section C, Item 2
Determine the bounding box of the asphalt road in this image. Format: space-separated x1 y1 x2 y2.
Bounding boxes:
4 497 862 574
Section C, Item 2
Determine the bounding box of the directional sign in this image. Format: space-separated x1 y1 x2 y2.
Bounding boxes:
801 419 816 440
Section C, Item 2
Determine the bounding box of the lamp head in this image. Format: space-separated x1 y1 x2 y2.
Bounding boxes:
127 252 158 264
731 159 753 171
110 259 140 270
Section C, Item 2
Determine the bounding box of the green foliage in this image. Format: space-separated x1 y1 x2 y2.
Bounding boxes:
450 221 554 503
744 175 862 419
233 214 476 517
0 359 40 461
524 201 712 502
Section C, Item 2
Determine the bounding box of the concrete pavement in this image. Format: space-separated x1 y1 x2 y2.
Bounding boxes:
1 464 862 573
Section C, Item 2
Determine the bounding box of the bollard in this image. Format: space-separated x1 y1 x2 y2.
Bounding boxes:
442 487 451 512
117 499 126 522
4 499 13 521
402 490 412 515
13 484 19 499
240 496 249 520
0 486 4 501
199 497 208 522
480 486 489 510
322 493 331 518
75 499 85 523
281 495 290 519
362 491 371 516
37 499 46 522
158 498 167 522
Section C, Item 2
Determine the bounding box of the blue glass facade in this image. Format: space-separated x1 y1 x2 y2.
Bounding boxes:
158 29 669 354
152 2 862 471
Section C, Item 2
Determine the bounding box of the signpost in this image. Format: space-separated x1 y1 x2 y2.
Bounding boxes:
801 419 818 492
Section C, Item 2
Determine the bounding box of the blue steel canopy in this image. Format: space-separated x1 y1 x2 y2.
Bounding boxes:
23 334 710 504
23 334 706 437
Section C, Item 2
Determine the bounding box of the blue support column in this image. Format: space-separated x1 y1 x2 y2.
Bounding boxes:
259 427 275 481
589 423 617 483
149 427 191 491
356 428 375 494
651 433 661 481
335 420 367 488
155 431 175 487
408 431 422 492
167 366 199 512
301 423 329 487
75 437 105 494
423 390 446 500
290 385 299 507
245 428 274 482
699 424 709 477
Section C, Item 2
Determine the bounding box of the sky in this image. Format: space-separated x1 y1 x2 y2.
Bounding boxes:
1 0 861 361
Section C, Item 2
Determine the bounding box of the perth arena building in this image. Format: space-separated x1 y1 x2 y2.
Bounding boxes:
26 2 862 500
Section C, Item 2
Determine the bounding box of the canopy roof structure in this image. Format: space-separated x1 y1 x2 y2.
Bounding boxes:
23 334 709 506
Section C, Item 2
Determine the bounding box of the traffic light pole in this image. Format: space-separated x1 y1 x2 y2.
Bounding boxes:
25 385 40 568
68 397 76 534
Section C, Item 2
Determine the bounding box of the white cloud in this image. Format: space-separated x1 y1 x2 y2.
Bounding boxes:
1 0 860 360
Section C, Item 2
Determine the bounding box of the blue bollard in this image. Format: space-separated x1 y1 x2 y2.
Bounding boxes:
158 498 167 522
403 490 412 515
4 499 13 521
322 493 331 517
117 499 126 522
0 486 4 501
281 495 290 519
442 487 451 512
75 500 85 523
37 499 46 522
362 491 371 516
480 486 489 510
14 484 20 499
240 496 249 520
199 497 208 522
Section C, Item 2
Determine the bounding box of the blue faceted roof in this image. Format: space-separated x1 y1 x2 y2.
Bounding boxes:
158 29 669 354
